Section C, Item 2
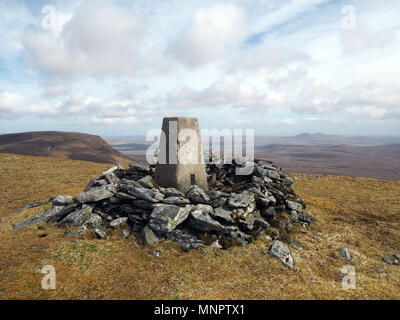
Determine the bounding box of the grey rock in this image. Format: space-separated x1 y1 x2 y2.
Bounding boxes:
239 213 256 231
290 210 299 223
46 204 80 222
127 163 150 174
394 253 400 260
110 217 128 228
286 200 303 212
132 199 158 210
84 213 103 228
188 204 226 232
103 172 119 185
75 225 88 235
206 190 231 200
210 198 226 208
258 168 280 180
261 207 275 219
22 201 49 210
102 164 124 175
137 175 155 189
165 229 204 251
141 226 161 245
59 204 94 226
340 247 351 261
152 250 161 257
185 186 211 204
94 227 107 239
74 186 115 203
163 196 190 205
120 229 130 239
256 196 270 207
253 212 270 230
51 195 74 206
229 229 251 245
148 204 192 234
85 179 109 190
382 255 399 265
212 206 234 223
268 240 294 268
125 186 164 203
377 268 387 274
228 192 255 209
165 187 184 197
298 212 314 223
115 192 136 201
292 241 304 250
13 205 65 229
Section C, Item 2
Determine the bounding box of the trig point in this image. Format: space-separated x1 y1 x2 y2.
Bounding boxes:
154 117 208 193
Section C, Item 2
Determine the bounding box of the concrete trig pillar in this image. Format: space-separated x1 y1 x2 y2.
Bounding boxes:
154 117 208 192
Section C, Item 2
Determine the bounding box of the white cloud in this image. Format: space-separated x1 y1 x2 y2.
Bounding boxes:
340 25 397 55
167 3 247 67
168 76 286 110
23 0 146 79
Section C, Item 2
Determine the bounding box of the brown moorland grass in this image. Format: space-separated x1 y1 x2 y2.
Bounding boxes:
0 153 399 299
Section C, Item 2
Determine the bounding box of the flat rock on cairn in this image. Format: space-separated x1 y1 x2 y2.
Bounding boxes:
14 160 313 261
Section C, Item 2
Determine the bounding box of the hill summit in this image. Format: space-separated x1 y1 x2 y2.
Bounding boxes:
0 131 133 164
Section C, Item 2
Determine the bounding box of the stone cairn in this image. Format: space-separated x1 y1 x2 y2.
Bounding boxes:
14 158 313 266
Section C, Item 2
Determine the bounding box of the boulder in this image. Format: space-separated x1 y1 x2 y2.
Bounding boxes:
84 213 103 229
268 240 294 268
212 205 234 223
59 204 94 226
164 187 184 197
382 255 399 265
186 186 211 204
228 192 255 209
141 226 161 245
297 212 314 223
165 230 204 251
120 229 130 239
148 204 192 234
125 186 164 203
188 204 227 232
138 175 156 189
51 195 74 206
286 200 303 212
74 186 115 203
340 247 351 261
110 217 128 228
94 227 107 239
162 196 191 205
14 205 66 229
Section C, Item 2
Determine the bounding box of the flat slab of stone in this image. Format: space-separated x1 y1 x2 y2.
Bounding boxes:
148 204 192 234
74 186 115 203
268 240 294 268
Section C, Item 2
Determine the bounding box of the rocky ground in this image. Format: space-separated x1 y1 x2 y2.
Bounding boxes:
13 159 315 268
1 153 399 299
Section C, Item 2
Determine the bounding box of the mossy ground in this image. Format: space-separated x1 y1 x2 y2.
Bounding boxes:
1 153 399 299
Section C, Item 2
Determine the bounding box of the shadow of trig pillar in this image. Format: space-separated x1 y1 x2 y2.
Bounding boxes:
154 117 208 193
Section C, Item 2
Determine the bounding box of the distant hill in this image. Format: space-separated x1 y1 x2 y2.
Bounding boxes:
0 131 134 164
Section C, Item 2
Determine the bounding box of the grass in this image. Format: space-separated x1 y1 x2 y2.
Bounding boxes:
0 153 400 299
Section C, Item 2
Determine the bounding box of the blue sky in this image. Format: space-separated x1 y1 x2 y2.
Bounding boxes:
0 0 399 136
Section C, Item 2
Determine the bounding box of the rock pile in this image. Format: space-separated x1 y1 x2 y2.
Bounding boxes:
14 159 313 254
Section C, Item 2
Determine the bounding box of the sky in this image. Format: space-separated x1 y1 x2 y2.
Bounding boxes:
0 0 399 137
